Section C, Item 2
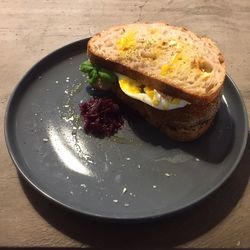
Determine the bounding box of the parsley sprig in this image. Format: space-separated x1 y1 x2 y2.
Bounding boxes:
79 60 117 85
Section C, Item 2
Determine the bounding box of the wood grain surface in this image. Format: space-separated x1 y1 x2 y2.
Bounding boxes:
0 0 250 248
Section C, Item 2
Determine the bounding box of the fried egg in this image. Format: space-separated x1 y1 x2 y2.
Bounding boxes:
117 74 189 110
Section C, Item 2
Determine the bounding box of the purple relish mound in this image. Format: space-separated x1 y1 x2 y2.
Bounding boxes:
80 98 124 137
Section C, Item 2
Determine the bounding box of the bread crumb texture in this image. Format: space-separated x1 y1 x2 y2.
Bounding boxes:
89 23 225 98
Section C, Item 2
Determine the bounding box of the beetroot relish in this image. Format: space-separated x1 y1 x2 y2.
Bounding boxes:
79 98 124 137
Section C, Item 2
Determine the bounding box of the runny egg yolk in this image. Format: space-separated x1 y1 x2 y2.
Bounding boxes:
117 74 189 111
144 86 160 106
119 77 140 91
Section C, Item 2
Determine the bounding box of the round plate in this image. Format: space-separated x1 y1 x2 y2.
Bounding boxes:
5 39 248 221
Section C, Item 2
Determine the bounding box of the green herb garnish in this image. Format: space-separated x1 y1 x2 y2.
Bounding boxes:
79 60 117 85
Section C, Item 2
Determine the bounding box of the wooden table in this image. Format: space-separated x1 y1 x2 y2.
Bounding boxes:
1 0 250 248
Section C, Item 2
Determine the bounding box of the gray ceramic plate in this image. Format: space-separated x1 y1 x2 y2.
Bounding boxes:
5 39 248 221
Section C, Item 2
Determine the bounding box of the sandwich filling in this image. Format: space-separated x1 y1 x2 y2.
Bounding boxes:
79 60 189 111
117 74 189 111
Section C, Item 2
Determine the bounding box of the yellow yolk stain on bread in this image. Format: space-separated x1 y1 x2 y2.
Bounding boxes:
161 42 212 79
161 46 190 76
117 29 137 52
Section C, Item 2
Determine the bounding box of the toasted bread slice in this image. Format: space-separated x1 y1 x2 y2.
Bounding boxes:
115 87 220 141
88 23 225 105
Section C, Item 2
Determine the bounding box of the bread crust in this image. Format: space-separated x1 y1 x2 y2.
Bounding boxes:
115 87 219 141
87 22 226 105
158 119 214 141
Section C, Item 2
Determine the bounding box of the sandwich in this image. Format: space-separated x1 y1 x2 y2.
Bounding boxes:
80 22 226 141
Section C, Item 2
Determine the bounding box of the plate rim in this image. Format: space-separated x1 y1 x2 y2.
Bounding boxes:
4 38 249 222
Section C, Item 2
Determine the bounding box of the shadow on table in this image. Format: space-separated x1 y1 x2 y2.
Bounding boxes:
19 134 250 249
126 100 235 164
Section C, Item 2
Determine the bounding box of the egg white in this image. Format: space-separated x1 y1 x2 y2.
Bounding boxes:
116 74 189 111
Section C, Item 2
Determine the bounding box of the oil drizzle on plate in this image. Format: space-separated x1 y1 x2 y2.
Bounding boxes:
56 80 96 168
